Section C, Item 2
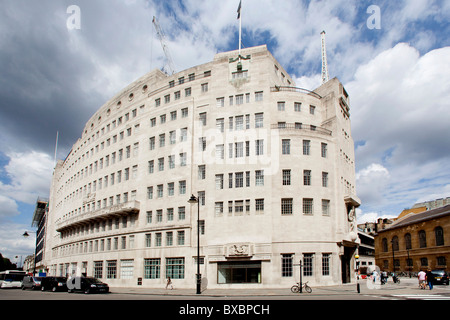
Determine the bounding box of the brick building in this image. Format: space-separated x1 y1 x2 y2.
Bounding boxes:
375 204 450 273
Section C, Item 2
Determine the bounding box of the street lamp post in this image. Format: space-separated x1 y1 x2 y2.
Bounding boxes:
188 194 201 294
22 231 37 275
391 239 396 274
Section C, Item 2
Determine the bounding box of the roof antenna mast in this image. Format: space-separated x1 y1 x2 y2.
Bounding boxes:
152 16 176 75
321 30 329 84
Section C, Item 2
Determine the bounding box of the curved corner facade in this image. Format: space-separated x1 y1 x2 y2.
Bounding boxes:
45 45 360 288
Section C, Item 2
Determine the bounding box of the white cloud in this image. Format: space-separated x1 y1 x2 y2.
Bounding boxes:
356 208 397 224
356 163 390 207
0 151 53 209
0 195 19 219
0 222 36 260
348 43 450 213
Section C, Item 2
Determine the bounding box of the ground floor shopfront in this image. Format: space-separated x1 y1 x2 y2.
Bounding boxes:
44 242 358 288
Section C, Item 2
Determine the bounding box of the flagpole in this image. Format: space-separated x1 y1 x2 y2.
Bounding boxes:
237 0 242 59
54 131 59 168
239 4 242 57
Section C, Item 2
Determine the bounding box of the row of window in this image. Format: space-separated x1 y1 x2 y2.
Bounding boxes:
282 139 328 157
55 229 190 258
282 253 331 277
53 252 331 282
281 198 331 216
214 199 265 216
381 227 445 252
382 256 447 270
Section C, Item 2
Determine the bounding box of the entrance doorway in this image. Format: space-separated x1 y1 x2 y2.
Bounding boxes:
217 261 261 284
341 246 354 283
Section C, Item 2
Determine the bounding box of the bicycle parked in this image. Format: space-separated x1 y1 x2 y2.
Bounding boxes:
291 281 312 293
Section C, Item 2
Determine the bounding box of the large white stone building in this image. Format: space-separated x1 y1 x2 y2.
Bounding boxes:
44 45 360 288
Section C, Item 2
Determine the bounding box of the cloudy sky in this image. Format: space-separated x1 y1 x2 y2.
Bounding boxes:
0 0 449 262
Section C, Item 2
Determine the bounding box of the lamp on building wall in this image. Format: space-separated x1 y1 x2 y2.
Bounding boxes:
188 194 202 294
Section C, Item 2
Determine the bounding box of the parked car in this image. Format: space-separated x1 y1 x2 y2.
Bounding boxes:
21 276 43 290
431 270 449 285
67 276 109 294
41 276 68 292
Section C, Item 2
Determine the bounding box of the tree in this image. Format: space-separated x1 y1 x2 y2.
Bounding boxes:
0 253 17 271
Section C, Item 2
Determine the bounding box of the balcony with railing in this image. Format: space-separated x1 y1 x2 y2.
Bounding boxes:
56 200 140 232
271 123 332 136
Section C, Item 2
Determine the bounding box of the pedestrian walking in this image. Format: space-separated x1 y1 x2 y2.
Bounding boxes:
426 269 434 290
418 270 426 289
165 276 173 290
372 270 379 283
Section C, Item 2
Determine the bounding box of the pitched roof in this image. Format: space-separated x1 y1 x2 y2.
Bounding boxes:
378 204 450 233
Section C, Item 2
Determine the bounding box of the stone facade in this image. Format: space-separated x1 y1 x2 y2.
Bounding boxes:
44 45 360 288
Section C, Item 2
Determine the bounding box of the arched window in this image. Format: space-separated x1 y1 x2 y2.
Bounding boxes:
435 227 444 246
404 233 412 250
382 238 388 252
392 236 399 251
419 230 427 248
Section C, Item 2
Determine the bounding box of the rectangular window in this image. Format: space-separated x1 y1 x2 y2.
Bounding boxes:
282 139 290 155
322 172 328 187
215 202 224 216
303 140 310 155
198 165 206 180
144 258 160 279
215 174 224 190
93 261 103 279
304 170 311 185
199 112 207 126
282 254 293 277
322 254 331 276
255 199 264 212
235 142 244 158
303 254 314 276
255 170 264 186
255 113 264 128
277 101 285 111
166 232 173 246
303 198 314 215
216 97 225 108
281 198 293 215
282 169 291 186
145 233 151 247
294 102 301 112
321 143 328 158
235 172 244 188
178 206 185 220
234 200 244 213
166 258 185 279
120 259 134 279
177 231 185 245
216 118 224 132
106 260 117 279
255 139 264 155
255 91 263 102
322 199 330 216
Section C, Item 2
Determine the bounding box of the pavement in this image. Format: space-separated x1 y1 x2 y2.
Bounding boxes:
109 277 450 299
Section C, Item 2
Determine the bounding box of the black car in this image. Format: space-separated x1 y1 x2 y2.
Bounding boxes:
41 276 68 292
67 276 109 294
431 270 449 285
21 276 43 290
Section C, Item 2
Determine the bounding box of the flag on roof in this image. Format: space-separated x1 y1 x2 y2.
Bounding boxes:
237 0 241 19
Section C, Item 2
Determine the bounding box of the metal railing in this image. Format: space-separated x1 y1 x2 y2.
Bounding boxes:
270 86 322 99
271 123 332 136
